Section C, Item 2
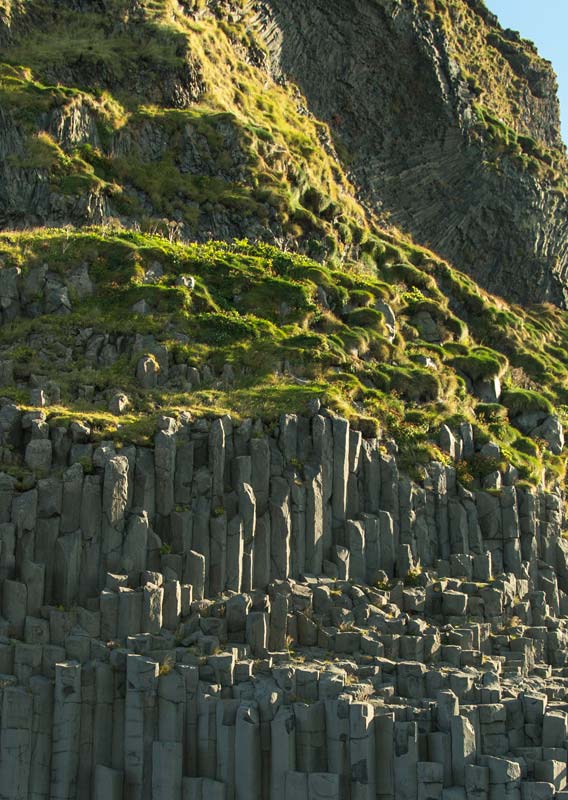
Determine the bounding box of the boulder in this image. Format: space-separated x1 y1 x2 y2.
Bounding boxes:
109 392 130 415
531 415 564 454
136 356 160 389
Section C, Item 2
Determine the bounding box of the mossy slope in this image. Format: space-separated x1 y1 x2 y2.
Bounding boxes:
0 0 367 257
0 1 567 492
2 226 568 490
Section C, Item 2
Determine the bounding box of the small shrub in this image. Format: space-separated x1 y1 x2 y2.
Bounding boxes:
404 567 422 587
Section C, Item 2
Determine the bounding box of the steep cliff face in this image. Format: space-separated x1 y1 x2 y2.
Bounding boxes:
0 0 370 260
255 0 568 305
2 0 568 306
4 5 568 799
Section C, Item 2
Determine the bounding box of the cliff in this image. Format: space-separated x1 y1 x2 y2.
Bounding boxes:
0 405 568 799
256 0 568 304
0 2 568 799
1 0 568 304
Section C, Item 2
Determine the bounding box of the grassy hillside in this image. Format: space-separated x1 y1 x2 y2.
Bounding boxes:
0 1 567 491
1 226 568 490
0 0 368 253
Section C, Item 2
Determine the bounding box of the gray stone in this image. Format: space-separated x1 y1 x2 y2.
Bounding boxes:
53 531 82 608
21 560 45 618
94 765 124 800
235 704 261 800
210 419 226 498
475 376 501 404
350 702 376 799
252 513 270 591
142 584 163 635
543 711 568 748
270 477 291 580
451 716 477 786
163 579 181 630
227 516 244 593
333 546 350 580
347 520 365 582
102 456 129 575
295 701 326 773
271 706 296 800
184 550 205 602
50 662 82 800
310 773 341 800
332 417 350 524
25 439 52 472
306 471 324 576
109 392 130 415
480 755 521 784
155 429 176 517
442 591 468 617
246 612 268 658
269 593 288 652
216 699 239 799
209 513 227 597
394 721 419 800
531 416 564 454
152 741 182 800
239 484 256 592
3 579 27 637
136 355 159 388
123 512 150 576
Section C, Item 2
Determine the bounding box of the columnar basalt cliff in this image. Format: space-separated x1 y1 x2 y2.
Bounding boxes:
2 1 568 799
1 405 568 800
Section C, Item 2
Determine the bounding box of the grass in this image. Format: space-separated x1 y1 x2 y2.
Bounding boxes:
0 1 368 255
473 106 566 189
1 2 568 489
416 1 567 189
1 226 567 488
501 389 553 417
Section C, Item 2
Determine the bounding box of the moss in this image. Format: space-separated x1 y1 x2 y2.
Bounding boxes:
512 436 540 458
1 202 568 491
475 403 508 423
501 388 553 417
381 365 442 403
349 289 375 308
345 307 385 332
474 104 565 188
11 131 61 169
449 348 506 382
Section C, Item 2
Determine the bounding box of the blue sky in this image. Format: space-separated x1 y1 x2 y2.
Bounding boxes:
487 1 568 143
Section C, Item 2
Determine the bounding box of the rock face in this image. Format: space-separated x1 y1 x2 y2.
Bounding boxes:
256 0 568 305
3 2 568 798
1 0 568 306
0 407 567 797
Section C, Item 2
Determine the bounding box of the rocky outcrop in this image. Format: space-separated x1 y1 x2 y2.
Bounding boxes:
256 0 568 305
3 3 568 797
1 406 568 797
3 0 568 306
